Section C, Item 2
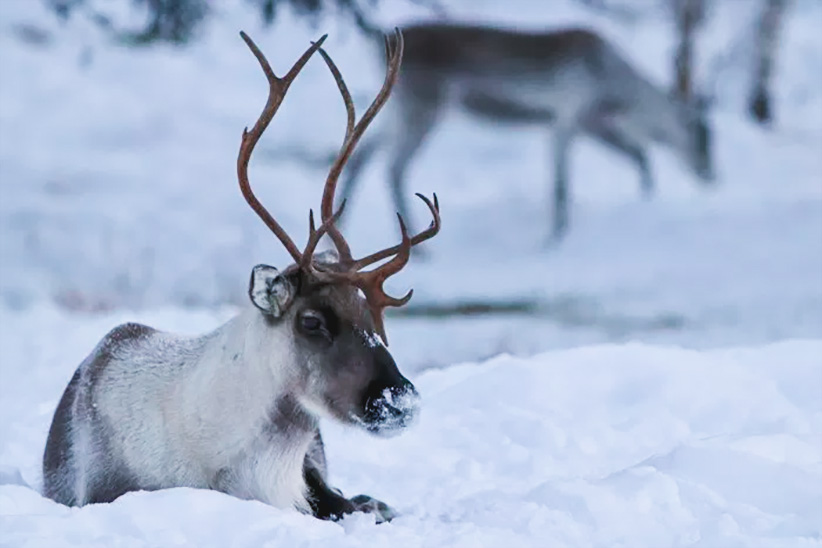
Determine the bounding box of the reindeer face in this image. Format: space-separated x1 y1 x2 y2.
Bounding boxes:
237 29 435 437
250 263 420 437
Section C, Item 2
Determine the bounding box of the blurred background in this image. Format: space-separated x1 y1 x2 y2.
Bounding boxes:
0 0 820 371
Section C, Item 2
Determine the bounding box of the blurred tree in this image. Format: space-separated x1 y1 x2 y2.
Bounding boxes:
47 0 83 21
127 0 208 45
47 0 207 44
248 0 378 35
45 0 393 45
671 0 706 102
748 0 788 125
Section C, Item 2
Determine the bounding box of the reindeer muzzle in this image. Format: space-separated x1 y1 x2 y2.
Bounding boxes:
362 381 420 436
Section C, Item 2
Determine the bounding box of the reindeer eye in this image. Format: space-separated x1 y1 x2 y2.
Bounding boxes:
297 306 338 341
300 313 324 332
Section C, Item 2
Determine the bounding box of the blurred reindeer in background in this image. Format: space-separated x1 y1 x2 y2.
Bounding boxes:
336 22 715 243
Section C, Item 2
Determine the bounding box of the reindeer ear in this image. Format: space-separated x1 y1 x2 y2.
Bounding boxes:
249 265 295 317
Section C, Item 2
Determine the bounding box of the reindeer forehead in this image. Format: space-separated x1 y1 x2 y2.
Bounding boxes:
308 282 373 325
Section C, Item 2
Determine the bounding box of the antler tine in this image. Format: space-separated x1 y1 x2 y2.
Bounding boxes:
314 46 357 263
329 28 403 195
318 211 413 345
300 201 347 270
362 283 412 346
371 213 413 278
237 31 327 264
314 28 404 264
351 192 441 270
316 47 356 143
365 289 407 346
313 191 436 344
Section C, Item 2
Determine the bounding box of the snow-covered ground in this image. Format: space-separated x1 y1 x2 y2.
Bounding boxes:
1 0 821 545
2 311 820 547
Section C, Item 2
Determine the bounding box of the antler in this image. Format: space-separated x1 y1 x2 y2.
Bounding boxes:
308 29 442 344
237 30 441 345
238 32 347 267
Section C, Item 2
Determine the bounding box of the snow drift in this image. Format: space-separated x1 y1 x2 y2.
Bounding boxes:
1 312 819 547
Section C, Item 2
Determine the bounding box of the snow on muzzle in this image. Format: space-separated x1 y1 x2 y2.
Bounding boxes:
361 382 420 436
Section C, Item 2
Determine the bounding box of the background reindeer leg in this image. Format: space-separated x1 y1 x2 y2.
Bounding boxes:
386 75 442 233
550 124 576 241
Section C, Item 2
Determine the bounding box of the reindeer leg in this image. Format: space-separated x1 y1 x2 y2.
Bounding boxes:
304 462 396 523
387 80 441 236
303 431 396 523
304 463 355 520
549 126 574 243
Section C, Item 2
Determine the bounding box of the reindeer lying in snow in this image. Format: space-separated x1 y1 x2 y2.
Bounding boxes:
42 29 440 523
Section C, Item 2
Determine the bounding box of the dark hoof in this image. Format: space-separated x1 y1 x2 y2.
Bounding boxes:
349 494 397 523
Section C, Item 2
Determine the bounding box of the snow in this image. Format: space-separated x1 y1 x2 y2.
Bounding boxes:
1 0 821 545
1 314 820 546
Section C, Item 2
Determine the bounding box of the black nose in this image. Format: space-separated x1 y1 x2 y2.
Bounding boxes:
362 380 420 436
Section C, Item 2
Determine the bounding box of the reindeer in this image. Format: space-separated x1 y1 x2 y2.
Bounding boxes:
339 22 715 241
42 29 441 523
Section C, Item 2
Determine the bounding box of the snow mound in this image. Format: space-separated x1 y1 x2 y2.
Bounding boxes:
2 338 819 547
